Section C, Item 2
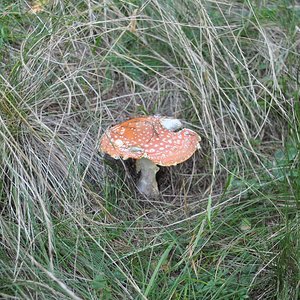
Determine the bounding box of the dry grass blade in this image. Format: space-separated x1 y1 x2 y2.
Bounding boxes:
0 0 299 299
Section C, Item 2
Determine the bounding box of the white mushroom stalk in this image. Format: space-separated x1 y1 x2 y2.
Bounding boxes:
99 115 201 198
136 157 159 197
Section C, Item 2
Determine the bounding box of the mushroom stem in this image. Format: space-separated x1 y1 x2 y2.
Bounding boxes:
136 158 159 197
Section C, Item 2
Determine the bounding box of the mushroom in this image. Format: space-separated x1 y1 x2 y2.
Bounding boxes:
99 116 200 197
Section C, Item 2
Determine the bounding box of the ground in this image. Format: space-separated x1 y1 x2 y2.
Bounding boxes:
0 1 299 299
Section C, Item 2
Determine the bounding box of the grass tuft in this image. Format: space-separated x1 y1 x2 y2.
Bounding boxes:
1 0 299 299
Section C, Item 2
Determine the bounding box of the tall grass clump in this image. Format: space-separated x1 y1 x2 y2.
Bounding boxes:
0 0 299 299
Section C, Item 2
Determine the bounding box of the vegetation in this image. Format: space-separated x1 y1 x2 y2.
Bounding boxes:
0 0 299 299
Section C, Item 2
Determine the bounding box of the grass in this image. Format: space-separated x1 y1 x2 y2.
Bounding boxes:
0 0 300 299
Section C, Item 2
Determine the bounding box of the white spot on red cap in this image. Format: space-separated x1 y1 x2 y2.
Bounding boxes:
115 139 123 147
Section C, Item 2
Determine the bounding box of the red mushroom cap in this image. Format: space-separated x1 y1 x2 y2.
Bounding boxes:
100 116 200 166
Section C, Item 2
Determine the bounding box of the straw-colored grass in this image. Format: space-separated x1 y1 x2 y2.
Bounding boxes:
0 1 299 299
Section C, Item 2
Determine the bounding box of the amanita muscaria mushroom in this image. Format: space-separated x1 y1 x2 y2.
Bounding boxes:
100 116 200 197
